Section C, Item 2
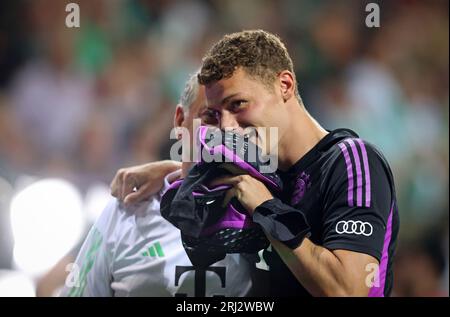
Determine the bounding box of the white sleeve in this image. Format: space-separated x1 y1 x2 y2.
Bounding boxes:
60 199 120 297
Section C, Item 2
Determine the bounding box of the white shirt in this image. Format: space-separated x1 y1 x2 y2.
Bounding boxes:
60 170 254 297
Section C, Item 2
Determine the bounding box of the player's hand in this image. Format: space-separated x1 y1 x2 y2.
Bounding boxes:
110 160 181 205
210 174 273 214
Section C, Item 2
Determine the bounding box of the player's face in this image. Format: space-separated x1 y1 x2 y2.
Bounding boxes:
202 68 288 154
176 85 207 169
183 85 207 135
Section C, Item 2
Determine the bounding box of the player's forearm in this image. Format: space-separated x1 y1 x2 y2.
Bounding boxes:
268 237 368 297
156 160 182 173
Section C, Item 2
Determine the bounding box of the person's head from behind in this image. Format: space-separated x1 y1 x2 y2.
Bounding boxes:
198 30 303 154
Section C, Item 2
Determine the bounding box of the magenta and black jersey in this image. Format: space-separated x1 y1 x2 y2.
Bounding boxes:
261 128 400 297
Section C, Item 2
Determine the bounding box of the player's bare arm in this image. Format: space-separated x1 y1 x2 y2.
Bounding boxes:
212 173 378 297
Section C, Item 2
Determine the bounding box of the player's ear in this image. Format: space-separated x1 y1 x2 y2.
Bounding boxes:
174 104 185 128
278 70 295 102
173 104 185 140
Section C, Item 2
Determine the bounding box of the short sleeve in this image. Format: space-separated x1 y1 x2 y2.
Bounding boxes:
321 139 393 261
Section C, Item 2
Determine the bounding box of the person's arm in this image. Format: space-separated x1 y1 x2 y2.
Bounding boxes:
110 160 181 205
213 174 376 296
269 232 377 296
59 200 119 297
212 144 392 296
36 253 75 297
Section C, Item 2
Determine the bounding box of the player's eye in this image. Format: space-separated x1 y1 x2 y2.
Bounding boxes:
200 108 220 125
229 100 248 113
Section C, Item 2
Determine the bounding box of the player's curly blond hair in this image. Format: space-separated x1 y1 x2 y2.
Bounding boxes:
198 30 300 99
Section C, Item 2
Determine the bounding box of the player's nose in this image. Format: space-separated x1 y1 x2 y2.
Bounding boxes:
220 112 244 133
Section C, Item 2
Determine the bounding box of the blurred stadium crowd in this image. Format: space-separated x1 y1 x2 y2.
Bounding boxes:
0 0 448 296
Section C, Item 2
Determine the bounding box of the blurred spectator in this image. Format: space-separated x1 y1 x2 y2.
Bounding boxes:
393 223 448 296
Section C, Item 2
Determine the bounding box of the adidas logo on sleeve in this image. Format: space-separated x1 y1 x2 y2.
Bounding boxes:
141 241 165 258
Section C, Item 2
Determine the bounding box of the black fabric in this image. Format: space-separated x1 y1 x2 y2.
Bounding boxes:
198 126 282 191
161 163 231 237
160 161 275 268
180 226 269 268
161 127 293 268
253 198 311 249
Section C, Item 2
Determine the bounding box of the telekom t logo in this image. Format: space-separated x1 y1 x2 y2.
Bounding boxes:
174 266 226 297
